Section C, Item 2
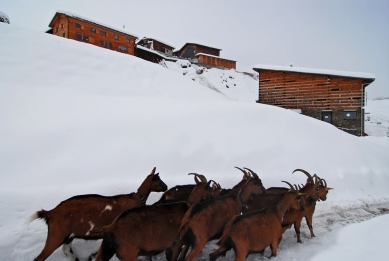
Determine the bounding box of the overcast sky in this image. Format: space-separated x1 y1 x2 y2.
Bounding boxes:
1 0 388 98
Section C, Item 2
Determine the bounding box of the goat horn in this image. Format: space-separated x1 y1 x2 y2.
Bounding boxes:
234 166 248 176
244 167 259 179
293 169 314 184
294 184 299 191
218 183 222 189
188 173 207 183
322 178 328 188
207 179 217 187
298 184 302 190
282 181 295 191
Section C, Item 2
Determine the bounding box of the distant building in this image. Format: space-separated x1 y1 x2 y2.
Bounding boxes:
135 37 177 63
174 43 236 69
253 65 375 136
0 10 10 24
48 11 138 56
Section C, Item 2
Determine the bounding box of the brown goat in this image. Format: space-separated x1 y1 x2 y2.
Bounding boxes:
157 173 214 202
217 170 251 197
280 170 322 243
169 167 267 261
209 189 304 260
291 175 333 241
28 167 167 261
91 173 217 261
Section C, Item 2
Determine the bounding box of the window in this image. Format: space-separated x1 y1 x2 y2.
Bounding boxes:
75 23 81 29
101 31 106 36
114 35 119 40
344 110 357 120
83 35 89 42
101 41 112 49
126 38 130 43
56 27 59 33
76 33 82 41
63 32 66 37
61 24 64 29
118 45 128 52
91 28 96 33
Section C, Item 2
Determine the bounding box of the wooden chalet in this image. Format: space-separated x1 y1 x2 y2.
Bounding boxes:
174 43 236 69
48 11 138 56
253 65 375 136
135 37 177 64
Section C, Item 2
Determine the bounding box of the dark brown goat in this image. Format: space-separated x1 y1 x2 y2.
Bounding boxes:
29 167 167 261
91 174 216 261
168 167 267 261
209 189 304 260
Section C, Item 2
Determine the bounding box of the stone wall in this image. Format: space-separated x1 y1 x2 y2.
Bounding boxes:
302 109 364 136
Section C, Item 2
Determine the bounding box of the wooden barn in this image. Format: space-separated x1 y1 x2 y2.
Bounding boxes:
135 37 177 64
174 43 236 69
253 65 375 136
48 11 138 56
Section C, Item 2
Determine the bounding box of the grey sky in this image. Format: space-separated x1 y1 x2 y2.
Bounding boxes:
1 0 388 98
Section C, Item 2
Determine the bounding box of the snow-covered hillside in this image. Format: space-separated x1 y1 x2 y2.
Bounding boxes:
1 23 389 261
365 99 389 137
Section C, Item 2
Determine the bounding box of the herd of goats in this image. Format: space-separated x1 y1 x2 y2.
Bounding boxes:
29 167 333 261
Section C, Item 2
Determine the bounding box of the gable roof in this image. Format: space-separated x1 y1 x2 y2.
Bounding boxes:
49 11 138 39
136 37 175 49
253 64 375 82
174 42 222 53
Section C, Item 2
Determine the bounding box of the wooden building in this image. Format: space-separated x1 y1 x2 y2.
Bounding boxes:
174 43 236 69
48 11 138 56
253 65 375 136
135 37 177 64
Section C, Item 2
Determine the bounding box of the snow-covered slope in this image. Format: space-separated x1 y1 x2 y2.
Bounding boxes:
365 99 389 137
0 23 389 260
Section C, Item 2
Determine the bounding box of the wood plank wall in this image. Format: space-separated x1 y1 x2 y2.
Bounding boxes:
198 55 236 69
51 13 137 56
257 70 367 110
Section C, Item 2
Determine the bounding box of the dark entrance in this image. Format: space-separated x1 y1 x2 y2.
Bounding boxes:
322 111 332 123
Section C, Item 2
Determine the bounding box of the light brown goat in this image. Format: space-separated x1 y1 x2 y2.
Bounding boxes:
209 188 304 260
91 173 216 261
169 167 267 261
29 167 167 261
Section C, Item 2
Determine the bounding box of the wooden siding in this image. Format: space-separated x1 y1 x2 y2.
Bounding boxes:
197 54 236 69
177 44 220 59
137 38 174 56
257 70 367 110
50 13 137 56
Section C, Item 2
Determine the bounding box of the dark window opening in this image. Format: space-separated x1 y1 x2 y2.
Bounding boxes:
83 35 89 42
114 35 119 40
76 33 82 41
118 45 128 52
91 28 96 33
101 41 112 49
322 111 332 124
126 38 130 43
75 23 81 29
344 111 357 120
101 31 106 36
62 32 66 37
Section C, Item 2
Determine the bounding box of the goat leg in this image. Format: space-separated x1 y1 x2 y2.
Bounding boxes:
305 216 316 238
293 221 302 243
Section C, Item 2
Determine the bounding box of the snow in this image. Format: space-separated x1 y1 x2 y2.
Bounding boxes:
253 64 376 81
50 10 138 39
365 99 389 137
1 23 389 261
136 45 178 61
138 37 175 49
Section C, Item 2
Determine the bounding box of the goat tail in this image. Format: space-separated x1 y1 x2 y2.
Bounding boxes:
25 210 49 226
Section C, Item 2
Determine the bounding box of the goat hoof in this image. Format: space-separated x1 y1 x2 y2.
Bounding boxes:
297 240 302 243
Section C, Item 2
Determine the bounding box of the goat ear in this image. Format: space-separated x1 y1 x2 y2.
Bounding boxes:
150 167 156 175
326 187 334 191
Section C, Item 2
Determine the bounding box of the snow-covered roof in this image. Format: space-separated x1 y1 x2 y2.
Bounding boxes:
49 11 138 39
0 10 10 24
136 45 178 61
253 64 375 81
195 53 236 62
174 42 222 53
136 37 175 49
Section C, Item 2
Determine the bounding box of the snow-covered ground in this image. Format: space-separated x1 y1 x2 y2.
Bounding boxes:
1 23 389 261
365 99 389 137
